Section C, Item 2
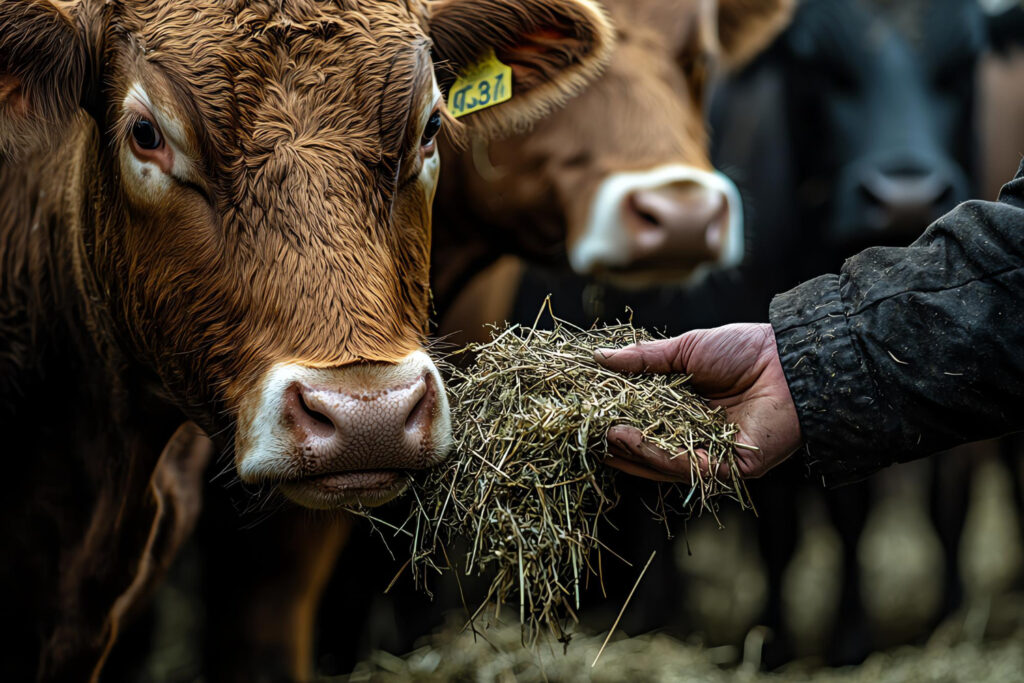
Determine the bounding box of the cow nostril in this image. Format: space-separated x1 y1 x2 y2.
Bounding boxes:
628 193 661 228
286 384 335 439
859 168 953 211
621 185 729 259
405 376 435 432
298 391 333 431
706 210 727 253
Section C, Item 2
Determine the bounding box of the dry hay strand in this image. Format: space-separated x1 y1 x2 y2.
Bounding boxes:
347 300 752 645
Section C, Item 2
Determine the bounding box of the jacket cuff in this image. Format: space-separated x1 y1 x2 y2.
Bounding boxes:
769 274 895 486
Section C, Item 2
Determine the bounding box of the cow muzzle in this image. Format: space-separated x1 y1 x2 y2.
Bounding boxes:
569 164 744 286
236 351 452 509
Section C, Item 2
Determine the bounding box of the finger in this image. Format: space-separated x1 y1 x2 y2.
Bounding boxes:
606 425 654 459
728 437 778 480
607 425 736 482
605 436 642 463
607 425 696 480
697 447 737 481
594 334 693 374
603 454 686 483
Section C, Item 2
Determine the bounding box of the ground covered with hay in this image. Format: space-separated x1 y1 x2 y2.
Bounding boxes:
343 618 1024 683
333 454 1024 682
347 304 751 642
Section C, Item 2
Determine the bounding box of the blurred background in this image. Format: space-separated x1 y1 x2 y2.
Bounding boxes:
118 0 1024 680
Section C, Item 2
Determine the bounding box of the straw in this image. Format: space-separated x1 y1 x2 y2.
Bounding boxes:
348 299 751 645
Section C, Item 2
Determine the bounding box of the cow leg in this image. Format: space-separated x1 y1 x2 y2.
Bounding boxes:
928 444 979 623
26 421 209 683
1000 434 1024 591
752 467 800 669
100 423 213 680
201 501 349 683
823 480 872 666
610 478 683 635
37 422 211 682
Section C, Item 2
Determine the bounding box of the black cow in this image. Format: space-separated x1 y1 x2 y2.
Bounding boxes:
774 0 983 268
714 0 985 667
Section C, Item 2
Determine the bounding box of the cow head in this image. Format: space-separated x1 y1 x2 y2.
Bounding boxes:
779 0 986 257
0 0 611 509
437 0 793 287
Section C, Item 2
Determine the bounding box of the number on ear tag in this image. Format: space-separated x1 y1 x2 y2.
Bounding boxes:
447 49 513 118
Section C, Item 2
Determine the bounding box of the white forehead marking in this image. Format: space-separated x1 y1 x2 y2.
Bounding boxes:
124 82 153 111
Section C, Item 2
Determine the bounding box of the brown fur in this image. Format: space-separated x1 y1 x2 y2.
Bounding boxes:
431 0 794 332
0 0 87 156
430 0 615 139
0 0 611 678
95 1 438 422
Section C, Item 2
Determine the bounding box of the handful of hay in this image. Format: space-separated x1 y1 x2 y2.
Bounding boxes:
349 303 751 644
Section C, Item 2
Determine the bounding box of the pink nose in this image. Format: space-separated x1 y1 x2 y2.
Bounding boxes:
621 183 729 268
282 371 439 473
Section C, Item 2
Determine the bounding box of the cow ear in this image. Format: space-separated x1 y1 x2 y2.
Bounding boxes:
428 0 614 140
0 1 88 157
717 0 795 71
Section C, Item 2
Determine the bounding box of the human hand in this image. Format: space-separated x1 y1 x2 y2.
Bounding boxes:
595 323 802 481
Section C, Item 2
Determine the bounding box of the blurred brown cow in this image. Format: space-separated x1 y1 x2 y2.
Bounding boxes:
431 0 795 341
0 0 612 679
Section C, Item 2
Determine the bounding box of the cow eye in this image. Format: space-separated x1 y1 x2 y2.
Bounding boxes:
421 110 442 147
132 118 163 150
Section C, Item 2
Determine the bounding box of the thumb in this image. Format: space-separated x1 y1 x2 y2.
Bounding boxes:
594 334 692 374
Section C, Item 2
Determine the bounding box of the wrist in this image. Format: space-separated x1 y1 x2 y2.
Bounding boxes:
769 274 892 485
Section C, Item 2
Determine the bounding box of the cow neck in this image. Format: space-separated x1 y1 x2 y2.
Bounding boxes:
0 125 87 398
0 112 182 443
0 113 189 680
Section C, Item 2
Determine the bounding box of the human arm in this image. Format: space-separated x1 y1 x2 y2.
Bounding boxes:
599 161 1024 486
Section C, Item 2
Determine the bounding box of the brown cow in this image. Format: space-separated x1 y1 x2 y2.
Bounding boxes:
431 0 794 339
0 0 611 679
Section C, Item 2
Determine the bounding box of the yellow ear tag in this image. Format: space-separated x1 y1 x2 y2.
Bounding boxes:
447 49 513 118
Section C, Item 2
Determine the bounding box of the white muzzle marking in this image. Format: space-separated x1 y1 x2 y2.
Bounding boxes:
236 350 452 485
569 164 744 277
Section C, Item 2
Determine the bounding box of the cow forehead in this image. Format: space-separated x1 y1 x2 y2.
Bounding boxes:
116 1 429 60
114 1 429 153
115 0 427 38
113 0 434 214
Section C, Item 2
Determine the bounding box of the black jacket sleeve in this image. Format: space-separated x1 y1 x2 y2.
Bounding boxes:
769 160 1024 486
